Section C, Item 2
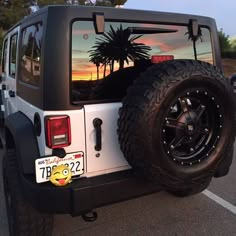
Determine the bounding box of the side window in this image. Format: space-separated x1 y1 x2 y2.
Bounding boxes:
1 39 8 74
20 23 43 86
9 34 18 78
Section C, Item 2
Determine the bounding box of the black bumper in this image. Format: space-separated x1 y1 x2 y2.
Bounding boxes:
22 170 162 216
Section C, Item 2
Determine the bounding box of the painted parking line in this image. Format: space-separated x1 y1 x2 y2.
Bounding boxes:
203 190 236 215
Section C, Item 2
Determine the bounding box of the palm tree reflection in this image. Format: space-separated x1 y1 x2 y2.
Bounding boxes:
89 25 151 78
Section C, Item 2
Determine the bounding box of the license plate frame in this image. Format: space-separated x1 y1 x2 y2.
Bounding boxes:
35 152 84 183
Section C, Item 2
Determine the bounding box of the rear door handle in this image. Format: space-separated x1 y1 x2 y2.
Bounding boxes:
93 118 103 151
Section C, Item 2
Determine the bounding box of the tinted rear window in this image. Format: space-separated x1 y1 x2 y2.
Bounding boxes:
71 21 213 103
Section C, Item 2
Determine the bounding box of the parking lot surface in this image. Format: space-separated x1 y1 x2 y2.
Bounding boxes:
1 146 236 236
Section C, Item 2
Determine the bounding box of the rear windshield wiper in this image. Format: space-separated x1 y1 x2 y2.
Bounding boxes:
126 27 178 34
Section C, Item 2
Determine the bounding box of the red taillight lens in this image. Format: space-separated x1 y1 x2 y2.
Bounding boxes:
151 55 174 64
45 116 71 149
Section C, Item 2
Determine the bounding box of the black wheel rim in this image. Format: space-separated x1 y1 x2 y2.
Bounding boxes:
161 89 223 166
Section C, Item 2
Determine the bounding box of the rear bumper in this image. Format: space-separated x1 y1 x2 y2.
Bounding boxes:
22 170 162 216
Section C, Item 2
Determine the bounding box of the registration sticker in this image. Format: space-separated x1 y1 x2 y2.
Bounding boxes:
35 152 84 183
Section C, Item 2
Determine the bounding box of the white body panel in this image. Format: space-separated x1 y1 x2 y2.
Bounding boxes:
15 97 86 156
6 96 130 178
84 103 130 176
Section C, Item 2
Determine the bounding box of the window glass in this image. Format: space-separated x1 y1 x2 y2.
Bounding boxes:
9 34 18 78
1 39 8 73
195 28 213 64
71 21 213 102
20 23 43 86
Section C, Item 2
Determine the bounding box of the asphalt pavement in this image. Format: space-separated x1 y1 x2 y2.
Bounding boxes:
1 146 236 236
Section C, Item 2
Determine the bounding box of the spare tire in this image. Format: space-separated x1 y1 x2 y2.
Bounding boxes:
118 60 236 196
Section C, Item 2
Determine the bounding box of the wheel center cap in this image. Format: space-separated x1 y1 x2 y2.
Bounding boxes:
187 124 194 132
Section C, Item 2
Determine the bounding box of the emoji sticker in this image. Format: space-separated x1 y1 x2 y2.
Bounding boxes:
49 165 72 186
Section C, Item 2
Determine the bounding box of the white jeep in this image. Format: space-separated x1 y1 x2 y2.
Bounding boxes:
0 4 235 236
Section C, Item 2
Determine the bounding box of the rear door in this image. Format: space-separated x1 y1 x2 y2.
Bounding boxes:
71 19 214 176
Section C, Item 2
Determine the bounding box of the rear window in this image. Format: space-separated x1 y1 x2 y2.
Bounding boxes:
71 21 213 103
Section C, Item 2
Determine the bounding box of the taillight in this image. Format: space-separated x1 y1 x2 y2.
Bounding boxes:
151 55 174 64
45 116 71 149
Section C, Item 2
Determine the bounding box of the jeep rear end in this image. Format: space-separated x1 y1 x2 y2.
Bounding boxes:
6 5 222 214
2 5 235 236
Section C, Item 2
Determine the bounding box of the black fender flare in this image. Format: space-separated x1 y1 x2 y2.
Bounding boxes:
5 112 40 174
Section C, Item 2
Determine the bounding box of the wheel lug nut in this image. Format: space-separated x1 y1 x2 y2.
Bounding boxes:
190 148 194 152
205 128 209 133
170 145 175 149
205 92 208 95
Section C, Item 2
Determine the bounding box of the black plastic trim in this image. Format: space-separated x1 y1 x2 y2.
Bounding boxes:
34 112 41 136
21 170 162 216
5 112 40 174
93 118 103 151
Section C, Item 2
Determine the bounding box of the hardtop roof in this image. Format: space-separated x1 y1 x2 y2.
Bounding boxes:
5 4 215 35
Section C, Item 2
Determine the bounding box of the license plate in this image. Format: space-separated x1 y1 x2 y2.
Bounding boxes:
35 152 84 183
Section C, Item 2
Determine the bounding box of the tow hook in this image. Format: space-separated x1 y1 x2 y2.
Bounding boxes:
81 211 98 222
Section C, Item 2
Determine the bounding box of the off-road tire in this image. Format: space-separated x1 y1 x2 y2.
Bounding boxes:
214 146 234 178
169 145 234 197
118 60 236 196
166 176 211 197
2 148 53 236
